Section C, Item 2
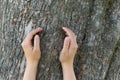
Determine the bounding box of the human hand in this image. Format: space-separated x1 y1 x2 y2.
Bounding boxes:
60 27 78 67
21 28 42 64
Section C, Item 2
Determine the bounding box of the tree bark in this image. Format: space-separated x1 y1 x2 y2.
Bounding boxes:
0 0 120 80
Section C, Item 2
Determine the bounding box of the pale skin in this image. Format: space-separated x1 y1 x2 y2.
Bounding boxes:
21 28 42 80
21 27 78 80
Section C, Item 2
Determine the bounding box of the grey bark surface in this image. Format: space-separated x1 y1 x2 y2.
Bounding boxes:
0 0 120 80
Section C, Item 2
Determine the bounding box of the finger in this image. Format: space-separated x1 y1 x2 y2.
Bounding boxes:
21 39 32 49
33 35 40 51
62 37 70 51
62 27 77 46
62 27 76 38
26 27 42 41
69 38 78 54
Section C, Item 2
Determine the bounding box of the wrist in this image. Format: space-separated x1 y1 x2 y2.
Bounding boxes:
26 62 39 70
27 60 39 66
61 63 73 70
61 61 73 67
61 63 75 79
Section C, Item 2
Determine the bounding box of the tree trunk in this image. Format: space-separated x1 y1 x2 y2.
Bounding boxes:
0 0 120 80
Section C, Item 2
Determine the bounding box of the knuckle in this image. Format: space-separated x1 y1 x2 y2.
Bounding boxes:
21 42 24 46
21 42 28 48
61 51 65 54
21 43 23 46
75 45 78 49
33 48 39 53
30 29 35 34
28 33 32 37
73 45 78 50
61 49 67 54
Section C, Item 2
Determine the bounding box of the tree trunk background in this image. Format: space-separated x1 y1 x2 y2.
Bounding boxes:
0 0 120 80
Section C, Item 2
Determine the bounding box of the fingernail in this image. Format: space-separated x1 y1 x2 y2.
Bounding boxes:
66 37 70 40
35 35 39 39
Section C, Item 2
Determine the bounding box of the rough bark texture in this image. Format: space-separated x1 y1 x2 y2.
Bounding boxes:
0 0 120 80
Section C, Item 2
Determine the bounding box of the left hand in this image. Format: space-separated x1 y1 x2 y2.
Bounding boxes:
21 28 42 63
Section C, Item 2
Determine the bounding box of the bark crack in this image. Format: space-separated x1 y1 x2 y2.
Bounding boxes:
81 0 95 44
104 46 119 80
103 0 116 79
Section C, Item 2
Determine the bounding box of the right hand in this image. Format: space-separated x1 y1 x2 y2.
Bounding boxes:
60 27 78 66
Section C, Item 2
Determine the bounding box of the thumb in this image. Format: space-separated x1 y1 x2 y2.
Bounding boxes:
62 37 70 51
33 35 40 51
